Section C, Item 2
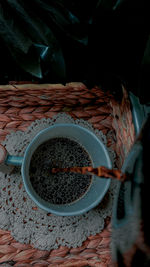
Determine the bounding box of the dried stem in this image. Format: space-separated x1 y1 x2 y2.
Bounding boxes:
51 166 129 182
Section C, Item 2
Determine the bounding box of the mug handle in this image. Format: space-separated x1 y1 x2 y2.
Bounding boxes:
0 144 23 173
6 155 23 166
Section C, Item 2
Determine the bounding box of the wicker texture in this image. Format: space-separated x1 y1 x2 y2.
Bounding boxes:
0 82 135 266
0 221 111 267
0 83 113 141
110 86 135 168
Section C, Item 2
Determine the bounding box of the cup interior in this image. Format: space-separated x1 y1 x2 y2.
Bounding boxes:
22 124 112 216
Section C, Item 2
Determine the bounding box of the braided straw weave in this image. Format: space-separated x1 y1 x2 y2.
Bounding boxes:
0 82 135 266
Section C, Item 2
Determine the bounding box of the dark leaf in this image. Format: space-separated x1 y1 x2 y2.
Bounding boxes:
32 0 88 45
142 36 150 66
11 45 42 78
113 0 126 10
14 41 66 79
96 0 117 10
0 3 31 54
139 35 150 103
7 0 51 45
33 0 80 25
34 44 66 80
0 0 66 79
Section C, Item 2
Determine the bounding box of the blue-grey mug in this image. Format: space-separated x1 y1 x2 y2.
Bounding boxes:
0 124 112 216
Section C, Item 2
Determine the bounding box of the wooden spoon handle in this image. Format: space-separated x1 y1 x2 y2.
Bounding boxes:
51 166 129 182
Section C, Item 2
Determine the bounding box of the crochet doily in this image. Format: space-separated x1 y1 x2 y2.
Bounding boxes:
0 113 117 250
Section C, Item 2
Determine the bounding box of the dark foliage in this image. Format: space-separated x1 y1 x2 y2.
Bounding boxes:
0 0 150 103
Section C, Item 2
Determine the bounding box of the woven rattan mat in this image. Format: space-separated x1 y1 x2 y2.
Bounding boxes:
0 82 135 267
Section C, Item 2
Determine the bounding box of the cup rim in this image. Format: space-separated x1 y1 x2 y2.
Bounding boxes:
22 124 112 216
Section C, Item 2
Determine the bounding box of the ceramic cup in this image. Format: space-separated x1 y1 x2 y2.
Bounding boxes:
0 124 112 216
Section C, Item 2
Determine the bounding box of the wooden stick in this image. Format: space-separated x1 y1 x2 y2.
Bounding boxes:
51 166 129 182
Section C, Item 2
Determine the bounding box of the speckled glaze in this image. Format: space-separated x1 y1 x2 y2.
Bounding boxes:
5 124 112 216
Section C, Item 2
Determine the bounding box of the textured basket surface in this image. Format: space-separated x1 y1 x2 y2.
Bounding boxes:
0 82 135 266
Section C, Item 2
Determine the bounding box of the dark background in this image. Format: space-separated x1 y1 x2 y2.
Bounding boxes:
0 0 149 104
